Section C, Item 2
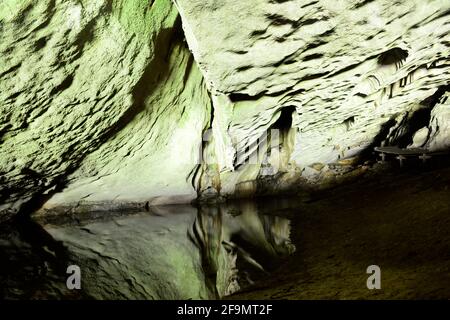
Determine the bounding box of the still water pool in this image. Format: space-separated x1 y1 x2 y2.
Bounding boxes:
0 198 297 299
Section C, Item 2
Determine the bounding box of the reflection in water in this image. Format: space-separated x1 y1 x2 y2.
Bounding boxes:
190 202 295 297
0 200 295 299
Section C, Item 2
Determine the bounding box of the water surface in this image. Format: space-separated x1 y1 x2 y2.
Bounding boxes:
0 199 297 299
2 168 450 300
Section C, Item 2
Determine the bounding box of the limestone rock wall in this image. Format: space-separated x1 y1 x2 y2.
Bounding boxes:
43 35 211 212
407 90 450 151
426 92 450 151
0 0 211 219
174 0 450 196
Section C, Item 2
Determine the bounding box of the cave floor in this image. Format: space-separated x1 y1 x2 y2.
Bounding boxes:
231 165 450 300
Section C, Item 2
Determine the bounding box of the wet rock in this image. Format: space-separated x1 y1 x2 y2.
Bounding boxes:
1 0 450 218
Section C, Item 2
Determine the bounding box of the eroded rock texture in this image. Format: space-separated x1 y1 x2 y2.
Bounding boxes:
410 90 450 151
175 0 450 196
0 0 449 218
0 0 210 219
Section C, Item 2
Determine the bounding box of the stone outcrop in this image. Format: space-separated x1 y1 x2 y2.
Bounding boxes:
409 90 450 151
1 0 449 219
0 0 211 219
174 0 450 197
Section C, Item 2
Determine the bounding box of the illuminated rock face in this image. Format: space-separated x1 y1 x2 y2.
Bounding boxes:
421 92 450 151
0 0 211 218
174 0 450 195
1 0 450 218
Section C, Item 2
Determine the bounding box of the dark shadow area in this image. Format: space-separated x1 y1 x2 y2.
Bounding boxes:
395 85 450 147
378 47 408 65
229 91 268 103
272 106 296 133
0 214 85 299
395 107 432 148
3 164 450 299
231 166 450 300
359 85 450 164
354 118 397 163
